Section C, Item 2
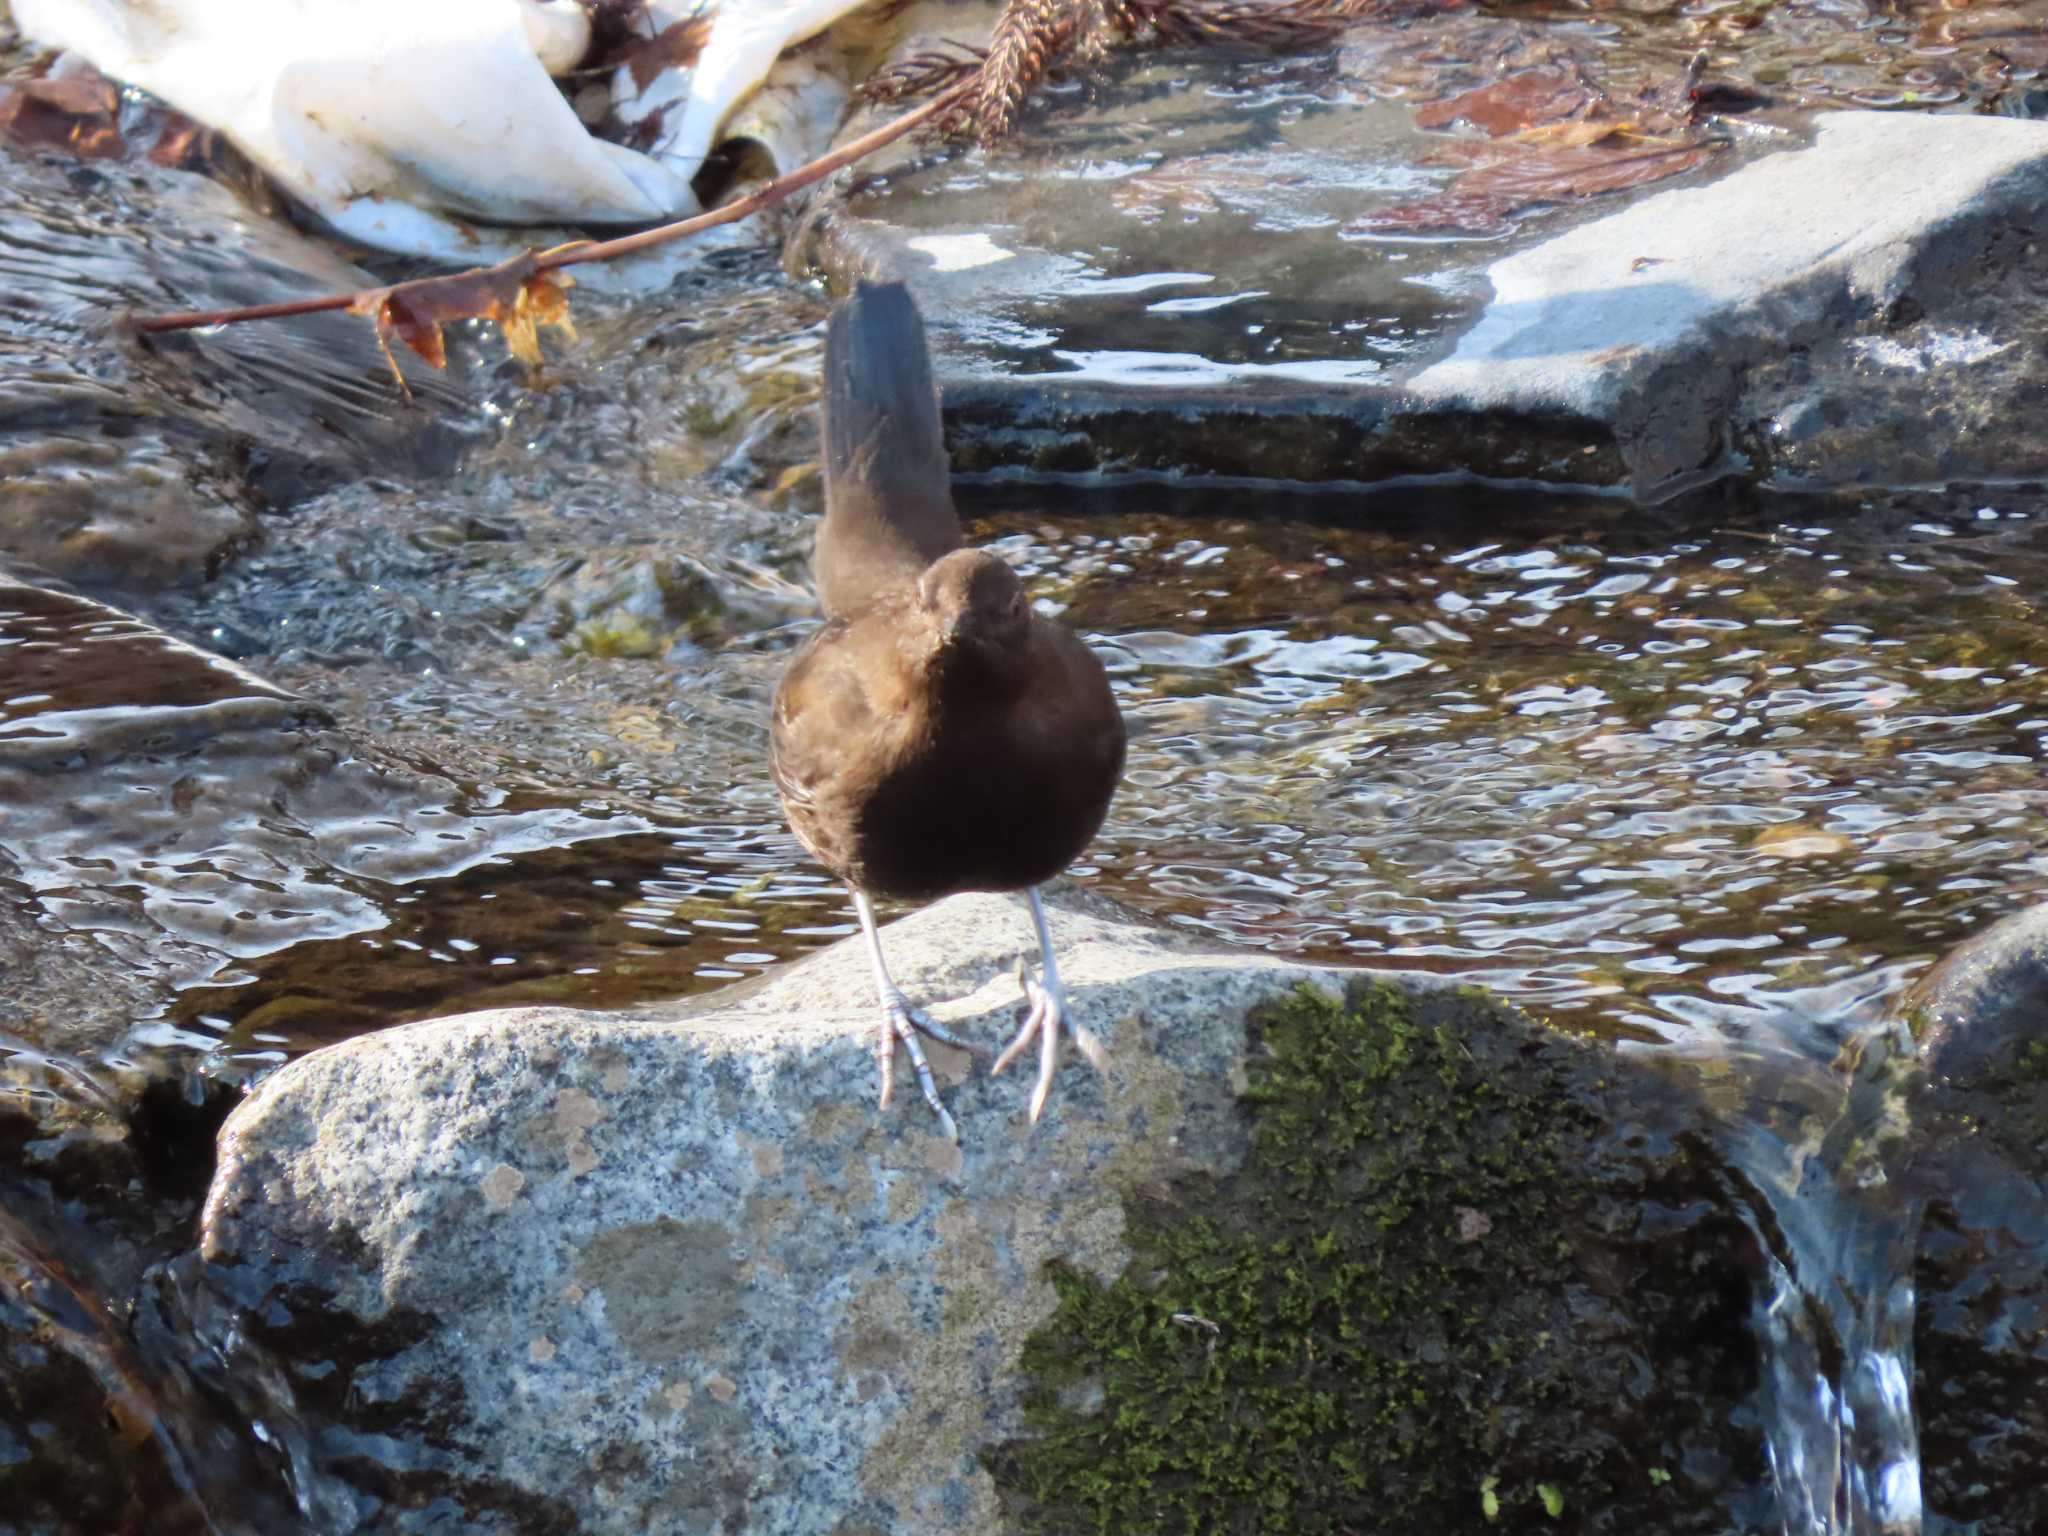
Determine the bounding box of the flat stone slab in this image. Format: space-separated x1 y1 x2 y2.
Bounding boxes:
1409 110 2048 495
803 57 2048 494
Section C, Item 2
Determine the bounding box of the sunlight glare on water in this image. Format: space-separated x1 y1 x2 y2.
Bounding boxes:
128 481 2048 1084
998 487 2048 1058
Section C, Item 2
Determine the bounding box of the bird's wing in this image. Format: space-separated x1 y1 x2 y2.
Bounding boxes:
770 610 926 802
770 619 873 805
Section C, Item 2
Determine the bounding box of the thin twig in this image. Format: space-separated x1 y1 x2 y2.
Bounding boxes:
133 80 971 336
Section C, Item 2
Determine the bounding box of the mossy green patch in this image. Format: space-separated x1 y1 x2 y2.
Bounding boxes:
985 979 1690 1534
2007 1039 2048 1085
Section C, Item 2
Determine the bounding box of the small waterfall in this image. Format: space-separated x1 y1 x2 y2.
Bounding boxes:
0 1200 297 1536
150 1251 366 1535
1721 1024 1925 1536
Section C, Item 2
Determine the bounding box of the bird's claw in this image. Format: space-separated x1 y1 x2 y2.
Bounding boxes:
992 957 1108 1123
876 986 986 1143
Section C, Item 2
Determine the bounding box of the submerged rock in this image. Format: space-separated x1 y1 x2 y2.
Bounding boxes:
0 149 468 590
1901 901 2048 1084
195 890 1763 1534
0 567 643 1085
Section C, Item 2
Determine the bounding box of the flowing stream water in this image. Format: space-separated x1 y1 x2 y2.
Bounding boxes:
8 0 2048 1529
20 433 2041 1531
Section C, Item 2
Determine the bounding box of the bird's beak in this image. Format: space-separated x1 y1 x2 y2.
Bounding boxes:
931 605 971 652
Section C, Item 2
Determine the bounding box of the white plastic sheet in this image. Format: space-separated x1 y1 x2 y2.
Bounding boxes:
13 0 873 260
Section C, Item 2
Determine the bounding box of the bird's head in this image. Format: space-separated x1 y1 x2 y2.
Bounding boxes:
917 548 1031 666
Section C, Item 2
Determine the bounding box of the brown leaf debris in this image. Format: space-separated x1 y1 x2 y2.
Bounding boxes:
622 13 715 91
348 253 579 390
0 70 125 159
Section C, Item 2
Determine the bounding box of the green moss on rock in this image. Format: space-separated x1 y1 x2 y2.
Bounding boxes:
986 979 1739 1535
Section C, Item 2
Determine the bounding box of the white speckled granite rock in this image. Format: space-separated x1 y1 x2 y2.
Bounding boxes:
197 890 1349 1534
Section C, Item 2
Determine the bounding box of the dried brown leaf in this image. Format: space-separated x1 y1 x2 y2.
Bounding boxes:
1413 67 1596 136
520 271 577 337
388 303 451 370
0 72 125 158
1510 118 1652 149
347 255 579 387
1508 119 1611 149
1348 139 1719 235
500 271 578 367
624 14 714 91
1110 156 1300 221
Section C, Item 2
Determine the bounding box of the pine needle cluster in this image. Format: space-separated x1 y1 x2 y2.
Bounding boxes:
863 0 1409 141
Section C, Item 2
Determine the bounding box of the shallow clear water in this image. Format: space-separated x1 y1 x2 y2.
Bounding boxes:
102 480 2046 1092
830 0 2048 390
1016 484 2048 1034
6 0 2047 1528
38 474 2021 1536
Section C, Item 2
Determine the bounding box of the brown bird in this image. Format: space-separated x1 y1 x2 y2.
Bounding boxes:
770 281 1126 1138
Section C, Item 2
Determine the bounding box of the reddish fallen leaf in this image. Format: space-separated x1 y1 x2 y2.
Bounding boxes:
348 253 579 388
0 71 125 159
1459 140 1717 199
623 14 713 91
1925 5 2048 76
1511 118 1653 149
501 270 578 367
1349 190 1520 236
1412 67 1597 136
1348 139 1719 235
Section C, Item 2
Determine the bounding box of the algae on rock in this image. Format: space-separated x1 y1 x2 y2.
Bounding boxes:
987 981 1761 1535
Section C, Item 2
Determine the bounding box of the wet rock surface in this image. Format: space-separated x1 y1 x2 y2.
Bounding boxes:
0 568 646 1084
1896 904 2048 1536
0 148 470 591
800 10 2048 492
1410 111 2048 497
195 892 1761 1535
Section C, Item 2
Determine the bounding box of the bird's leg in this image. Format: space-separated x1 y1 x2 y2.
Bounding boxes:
851 889 987 1141
992 887 1111 1122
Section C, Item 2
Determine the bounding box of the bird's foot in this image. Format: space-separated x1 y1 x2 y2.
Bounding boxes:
992 959 1110 1123
875 985 989 1143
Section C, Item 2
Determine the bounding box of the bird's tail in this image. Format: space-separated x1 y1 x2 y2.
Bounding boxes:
815 281 961 615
